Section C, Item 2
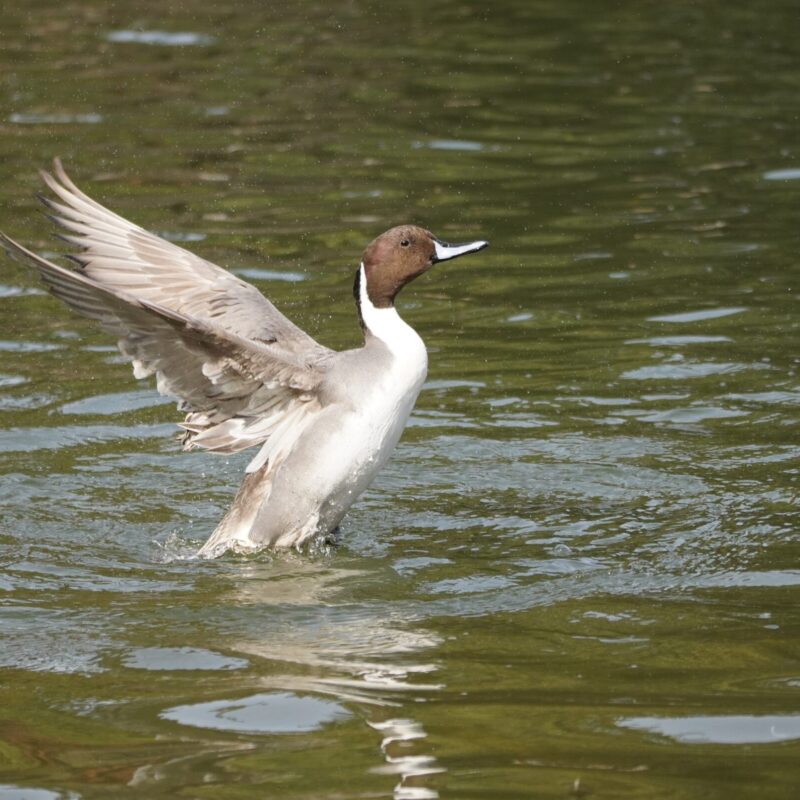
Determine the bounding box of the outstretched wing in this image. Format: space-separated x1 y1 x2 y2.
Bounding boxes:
0 227 329 465
39 158 331 361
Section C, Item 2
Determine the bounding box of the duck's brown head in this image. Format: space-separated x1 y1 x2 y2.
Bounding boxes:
356 224 488 310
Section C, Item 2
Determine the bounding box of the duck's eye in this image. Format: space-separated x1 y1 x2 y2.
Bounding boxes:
400 239 411 248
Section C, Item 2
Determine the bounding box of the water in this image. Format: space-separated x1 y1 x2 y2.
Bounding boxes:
1 1 798 798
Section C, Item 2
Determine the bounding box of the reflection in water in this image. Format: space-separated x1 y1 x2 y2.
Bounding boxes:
0 787 79 800
648 307 748 323
618 715 800 745
106 30 215 46
122 646 249 672
370 718 444 800
126 743 256 792
8 112 102 125
161 691 349 734
222 560 445 796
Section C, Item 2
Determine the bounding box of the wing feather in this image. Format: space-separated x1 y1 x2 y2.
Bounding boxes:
39 159 332 359
0 230 328 456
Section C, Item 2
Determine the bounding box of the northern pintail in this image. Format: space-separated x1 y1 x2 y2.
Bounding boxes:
1 161 488 556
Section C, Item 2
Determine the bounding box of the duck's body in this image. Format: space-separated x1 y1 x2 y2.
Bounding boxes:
1 161 487 556
202 287 429 555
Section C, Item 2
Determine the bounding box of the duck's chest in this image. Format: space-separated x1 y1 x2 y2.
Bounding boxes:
323 326 428 486
350 328 427 453
361 334 428 451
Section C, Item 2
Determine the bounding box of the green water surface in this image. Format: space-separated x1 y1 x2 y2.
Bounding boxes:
0 1 798 798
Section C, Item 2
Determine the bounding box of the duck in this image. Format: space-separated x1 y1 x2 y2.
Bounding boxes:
0 160 488 556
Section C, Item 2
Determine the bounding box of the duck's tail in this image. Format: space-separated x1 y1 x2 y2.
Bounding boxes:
196 462 275 558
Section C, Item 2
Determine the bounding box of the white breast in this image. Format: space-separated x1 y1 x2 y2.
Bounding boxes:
327 266 428 491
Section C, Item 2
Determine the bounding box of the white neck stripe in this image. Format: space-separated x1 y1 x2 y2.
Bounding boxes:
358 263 426 355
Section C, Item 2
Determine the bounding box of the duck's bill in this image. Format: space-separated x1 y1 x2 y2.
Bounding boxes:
432 238 489 263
